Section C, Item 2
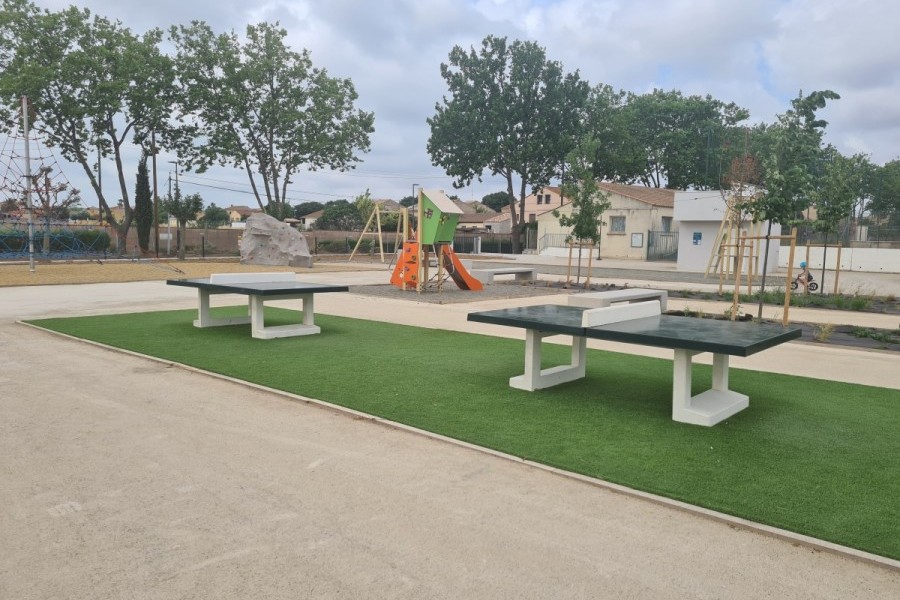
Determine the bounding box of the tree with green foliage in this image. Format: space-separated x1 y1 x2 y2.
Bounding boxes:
264 202 293 220
480 191 509 212
0 0 174 255
314 200 362 231
427 35 589 253
134 153 153 254
162 184 202 259
69 208 91 221
554 137 611 281
737 90 839 315
167 21 374 217
198 203 230 228
294 201 324 218
588 87 750 189
812 149 862 290
747 90 840 228
814 150 869 237
398 195 417 208
869 160 900 226
353 189 375 225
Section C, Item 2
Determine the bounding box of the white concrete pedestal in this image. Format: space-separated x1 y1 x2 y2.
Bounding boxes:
194 290 319 339
671 350 749 426
510 329 587 391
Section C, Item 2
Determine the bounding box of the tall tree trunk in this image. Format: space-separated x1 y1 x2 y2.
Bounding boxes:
505 176 520 255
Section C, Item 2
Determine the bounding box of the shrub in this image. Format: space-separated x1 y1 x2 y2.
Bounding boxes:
813 323 835 342
316 239 350 253
850 296 872 311
0 229 27 252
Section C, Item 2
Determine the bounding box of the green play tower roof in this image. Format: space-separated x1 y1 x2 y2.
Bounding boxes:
419 189 462 244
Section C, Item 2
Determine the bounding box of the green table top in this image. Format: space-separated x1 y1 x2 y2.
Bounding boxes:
167 278 349 296
468 304 802 357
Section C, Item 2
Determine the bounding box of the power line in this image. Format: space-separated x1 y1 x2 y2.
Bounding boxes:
177 168 458 204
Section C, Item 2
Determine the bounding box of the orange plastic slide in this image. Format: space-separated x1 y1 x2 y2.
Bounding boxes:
440 246 484 291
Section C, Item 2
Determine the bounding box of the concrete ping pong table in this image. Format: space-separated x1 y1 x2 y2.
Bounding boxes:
468 303 802 426
167 273 348 339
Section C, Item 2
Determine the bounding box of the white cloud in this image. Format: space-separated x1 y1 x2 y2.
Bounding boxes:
15 0 900 208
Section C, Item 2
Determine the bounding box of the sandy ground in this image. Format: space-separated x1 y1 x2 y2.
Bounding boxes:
0 258 370 287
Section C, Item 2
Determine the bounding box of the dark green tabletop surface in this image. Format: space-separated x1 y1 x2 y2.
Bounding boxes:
468 305 801 357
167 278 349 296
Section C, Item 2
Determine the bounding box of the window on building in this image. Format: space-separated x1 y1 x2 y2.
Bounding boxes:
536 195 542 205
610 216 626 233
661 216 672 233
545 194 552 204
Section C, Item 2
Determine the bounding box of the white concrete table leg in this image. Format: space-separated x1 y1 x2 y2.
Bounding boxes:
302 294 315 327
250 295 266 337
509 329 587 391
250 293 321 339
671 350 749 426
711 352 729 392
195 289 212 327
192 290 251 328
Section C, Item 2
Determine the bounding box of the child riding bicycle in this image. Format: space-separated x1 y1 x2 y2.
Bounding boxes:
791 261 818 292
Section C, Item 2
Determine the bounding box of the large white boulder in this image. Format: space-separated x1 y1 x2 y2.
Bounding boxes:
239 213 313 268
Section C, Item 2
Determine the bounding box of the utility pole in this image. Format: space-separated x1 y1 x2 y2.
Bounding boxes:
22 96 35 273
166 170 173 256
152 131 159 258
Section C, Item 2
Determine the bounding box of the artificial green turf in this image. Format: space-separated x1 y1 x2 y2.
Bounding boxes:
28 307 900 559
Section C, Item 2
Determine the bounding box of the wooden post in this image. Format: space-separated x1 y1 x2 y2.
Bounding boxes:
375 207 384 262
584 243 594 288
803 243 811 294
731 234 746 320
349 208 379 261
717 240 730 295
745 239 754 296
416 189 425 293
833 243 843 295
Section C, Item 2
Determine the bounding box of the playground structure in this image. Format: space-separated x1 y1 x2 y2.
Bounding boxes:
348 203 407 263
390 189 483 292
704 185 765 293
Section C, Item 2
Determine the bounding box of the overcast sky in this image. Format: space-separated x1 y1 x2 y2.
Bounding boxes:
18 0 900 209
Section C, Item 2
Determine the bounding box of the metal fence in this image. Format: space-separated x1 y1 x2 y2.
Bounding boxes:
787 223 900 248
537 233 570 254
0 223 111 258
0 223 515 259
647 231 679 261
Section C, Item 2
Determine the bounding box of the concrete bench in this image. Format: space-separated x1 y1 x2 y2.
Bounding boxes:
471 267 537 285
568 288 668 312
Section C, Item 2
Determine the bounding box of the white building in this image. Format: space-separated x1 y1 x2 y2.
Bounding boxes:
674 190 780 274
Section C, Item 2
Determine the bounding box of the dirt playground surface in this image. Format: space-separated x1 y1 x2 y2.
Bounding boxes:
0 258 369 287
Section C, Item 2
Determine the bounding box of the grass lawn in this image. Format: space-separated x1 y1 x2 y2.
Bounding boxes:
28 307 900 560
